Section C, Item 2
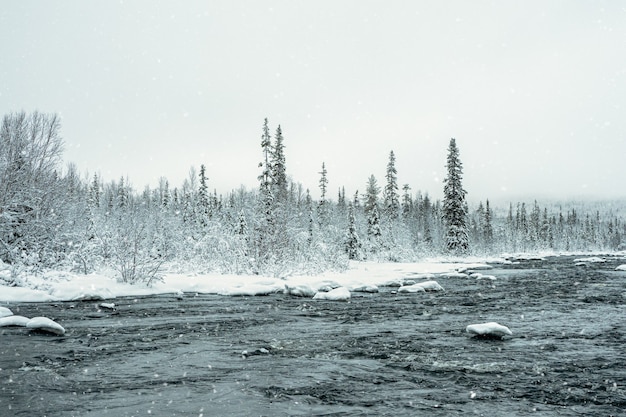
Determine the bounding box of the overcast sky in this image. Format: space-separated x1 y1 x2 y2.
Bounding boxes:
1 1 625 202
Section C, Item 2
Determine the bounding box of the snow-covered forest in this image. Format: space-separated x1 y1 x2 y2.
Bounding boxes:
1 112 624 285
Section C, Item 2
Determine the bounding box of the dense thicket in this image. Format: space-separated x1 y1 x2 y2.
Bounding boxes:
1 113 624 285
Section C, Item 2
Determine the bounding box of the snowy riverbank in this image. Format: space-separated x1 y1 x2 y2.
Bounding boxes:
2 253 624 304
0 258 503 303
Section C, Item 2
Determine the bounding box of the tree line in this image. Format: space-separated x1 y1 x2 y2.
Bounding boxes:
1 112 624 284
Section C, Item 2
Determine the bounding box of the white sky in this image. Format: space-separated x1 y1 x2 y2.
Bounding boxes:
1 1 625 201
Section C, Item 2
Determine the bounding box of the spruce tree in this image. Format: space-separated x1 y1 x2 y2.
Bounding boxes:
198 164 210 222
345 202 360 259
256 118 276 263
442 138 469 253
271 125 287 202
383 150 400 220
482 199 494 249
318 162 329 226
364 175 381 240
258 118 272 198
401 184 412 218
337 187 346 212
88 173 101 209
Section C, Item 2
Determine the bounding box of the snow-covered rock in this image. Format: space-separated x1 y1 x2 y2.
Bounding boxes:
440 272 469 278
51 282 114 301
26 317 65 335
0 306 13 318
416 280 445 291
471 273 497 281
399 280 444 293
573 257 605 264
615 264 626 271
284 284 317 297
313 287 351 301
398 284 425 293
219 282 284 296
350 284 379 293
0 315 30 327
466 322 512 338
457 264 493 272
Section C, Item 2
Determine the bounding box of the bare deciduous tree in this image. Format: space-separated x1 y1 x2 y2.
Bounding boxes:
0 111 64 264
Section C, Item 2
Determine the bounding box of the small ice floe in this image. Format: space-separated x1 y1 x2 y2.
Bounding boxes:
0 315 30 327
313 287 351 301
615 264 626 271
26 317 65 335
0 306 13 318
399 280 444 293
284 284 317 298
99 302 116 310
466 322 512 339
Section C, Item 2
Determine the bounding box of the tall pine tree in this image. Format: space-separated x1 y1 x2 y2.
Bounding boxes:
271 125 287 202
383 150 400 220
442 138 469 253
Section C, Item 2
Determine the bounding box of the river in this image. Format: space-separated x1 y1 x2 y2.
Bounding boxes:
1 255 625 416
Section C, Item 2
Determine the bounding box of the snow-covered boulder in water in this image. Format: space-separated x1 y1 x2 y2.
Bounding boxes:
471 273 497 281
466 322 512 338
285 284 317 297
313 287 351 301
26 317 65 335
0 315 30 327
0 306 13 318
399 280 445 293
440 272 468 278
398 284 425 293
573 257 605 264
415 280 444 291
350 284 379 293
615 264 626 271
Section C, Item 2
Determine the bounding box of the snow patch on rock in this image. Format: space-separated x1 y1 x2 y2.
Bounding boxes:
313 287 351 301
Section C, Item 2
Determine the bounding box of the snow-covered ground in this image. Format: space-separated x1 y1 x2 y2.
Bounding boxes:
2 252 624 304
0 259 496 304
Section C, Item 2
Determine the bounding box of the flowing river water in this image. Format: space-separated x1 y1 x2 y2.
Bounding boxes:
1 255 625 416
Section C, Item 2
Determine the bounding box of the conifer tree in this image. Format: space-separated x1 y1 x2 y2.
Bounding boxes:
383 150 400 220
258 118 272 198
345 202 360 259
482 199 494 248
198 164 210 222
421 193 433 244
337 187 346 212
271 125 287 202
368 205 382 240
442 138 469 253
256 118 276 259
88 174 101 209
318 162 329 226
364 175 381 241
401 184 412 218
117 176 129 210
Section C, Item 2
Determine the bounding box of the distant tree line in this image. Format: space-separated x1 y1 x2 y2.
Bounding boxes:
1 112 624 285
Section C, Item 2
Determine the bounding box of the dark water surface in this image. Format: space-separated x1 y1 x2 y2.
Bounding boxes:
1 256 626 416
